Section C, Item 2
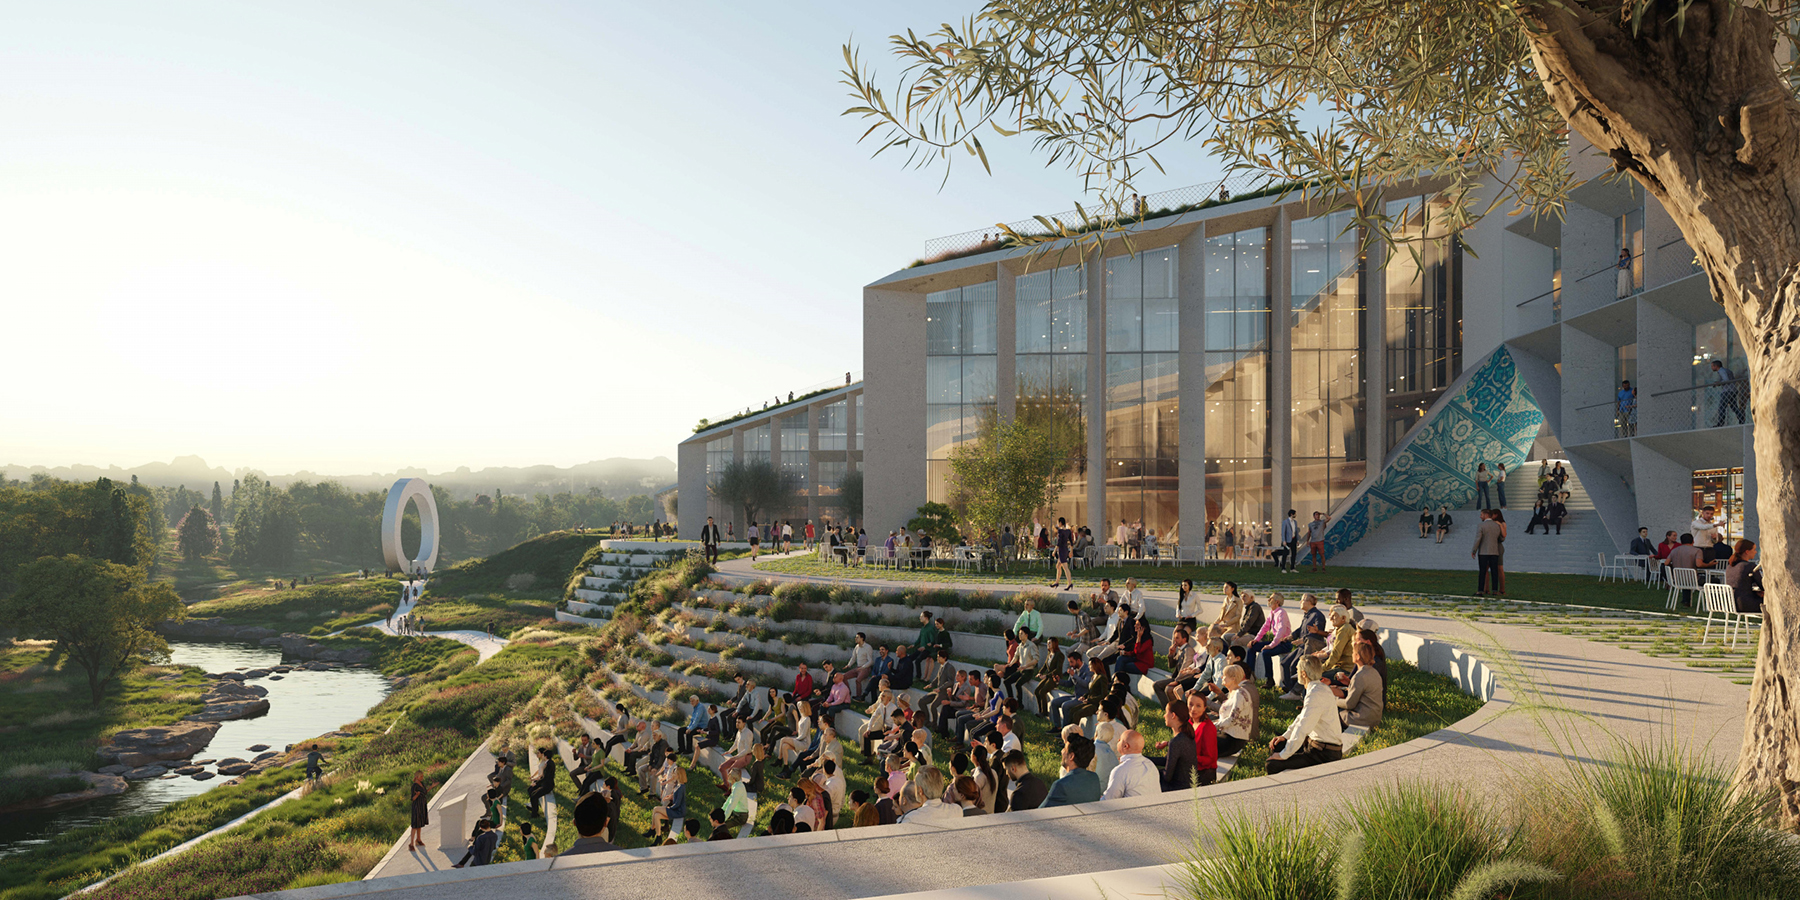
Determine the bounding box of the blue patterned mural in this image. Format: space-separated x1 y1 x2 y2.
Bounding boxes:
1320 346 1544 559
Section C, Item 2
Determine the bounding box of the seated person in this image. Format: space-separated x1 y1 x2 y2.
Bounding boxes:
1213 664 1255 758
1266 658 1344 774
1041 732 1102 808
562 792 622 856
1334 641 1385 729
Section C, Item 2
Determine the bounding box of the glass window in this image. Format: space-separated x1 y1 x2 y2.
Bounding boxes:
1012 264 1090 524
818 400 848 451
1103 249 1180 541
1204 228 1271 547
1291 210 1367 517
926 282 999 501
1383 194 1463 453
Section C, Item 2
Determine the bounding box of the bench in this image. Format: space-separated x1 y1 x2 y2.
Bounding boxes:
1340 724 1370 755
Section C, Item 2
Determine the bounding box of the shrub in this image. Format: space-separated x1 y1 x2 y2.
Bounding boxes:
1181 809 1335 900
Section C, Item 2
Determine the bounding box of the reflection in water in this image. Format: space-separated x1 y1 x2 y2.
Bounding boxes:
0 641 389 857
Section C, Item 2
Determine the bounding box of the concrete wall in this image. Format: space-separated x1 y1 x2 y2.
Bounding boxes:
1177 229 1208 543
864 287 927 536
676 439 708 541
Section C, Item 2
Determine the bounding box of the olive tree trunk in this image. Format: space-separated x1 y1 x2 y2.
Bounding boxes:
1521 0 1800 826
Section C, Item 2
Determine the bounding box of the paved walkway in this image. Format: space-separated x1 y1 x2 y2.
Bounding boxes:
362 744 500 879
362 580 510 662
242 566 1748 900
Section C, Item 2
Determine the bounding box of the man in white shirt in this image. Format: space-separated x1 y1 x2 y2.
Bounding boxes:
1115 519 1132 551
1100 730 1159 799
1120 578 1145 616
1692 505 1721 563
844 633 875 697
898 767 963 825
1266 657 1344 774
997 715 1022 756
813 758 847 823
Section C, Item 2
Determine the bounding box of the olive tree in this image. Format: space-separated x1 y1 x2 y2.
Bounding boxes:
845 0 1800 824
5 555 184 705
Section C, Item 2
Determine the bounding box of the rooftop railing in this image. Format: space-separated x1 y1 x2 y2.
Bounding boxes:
694 372 863 435
919 172 1269 262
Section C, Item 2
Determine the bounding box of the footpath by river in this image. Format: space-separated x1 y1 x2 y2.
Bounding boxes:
0 641 390 858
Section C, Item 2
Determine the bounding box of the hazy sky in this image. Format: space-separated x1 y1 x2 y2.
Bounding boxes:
2 1 1221 474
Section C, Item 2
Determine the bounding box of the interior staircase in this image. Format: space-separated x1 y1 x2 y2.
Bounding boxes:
1330 462 1617 575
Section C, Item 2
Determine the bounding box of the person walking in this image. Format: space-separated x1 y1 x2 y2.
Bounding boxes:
408 771 429 850
1709 359 1745 426
1471 509 1503 596
700 516 722 565
1049 517 1075 589
1475 463 1492 510
1277 509 1300 571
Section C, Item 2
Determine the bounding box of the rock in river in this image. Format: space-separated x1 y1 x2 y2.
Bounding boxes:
191 771 216 781
96 722 221 767
123 765 168 780
184 681 271 723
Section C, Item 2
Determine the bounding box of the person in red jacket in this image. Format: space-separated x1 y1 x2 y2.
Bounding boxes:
1113 618 1156 676
1187 691 1219 785
793 663 815 703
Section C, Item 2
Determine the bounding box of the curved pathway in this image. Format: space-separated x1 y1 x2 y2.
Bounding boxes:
362 580 510 662
244 562 1750 900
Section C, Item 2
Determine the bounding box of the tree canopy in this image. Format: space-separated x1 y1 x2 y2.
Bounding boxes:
711 459 791 525
948 409 1078 538
4 554 184 704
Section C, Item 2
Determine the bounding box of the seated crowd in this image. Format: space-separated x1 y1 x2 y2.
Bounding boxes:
452 579 1389 863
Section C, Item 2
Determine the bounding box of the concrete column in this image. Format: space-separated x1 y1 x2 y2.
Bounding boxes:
1742 424 1758 542
676 438 707 541
1178 230 1208 548
1631 443 1691 543
1635 300 1689 435
1270 206 1293 520
864 287 928 536
996 263 1018 423
1560 202 1616 319
1364 222 1388 466
730 427 746 538
1087 248 1107 540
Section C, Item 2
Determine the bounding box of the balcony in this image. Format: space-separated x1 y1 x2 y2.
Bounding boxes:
1638 378 1750 437
1515 237 1700 328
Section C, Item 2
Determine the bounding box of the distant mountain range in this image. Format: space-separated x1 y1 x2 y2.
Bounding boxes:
1 455 676 501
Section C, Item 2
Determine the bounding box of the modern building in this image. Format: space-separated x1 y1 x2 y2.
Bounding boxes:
677 381 864 540
858 140 1755 569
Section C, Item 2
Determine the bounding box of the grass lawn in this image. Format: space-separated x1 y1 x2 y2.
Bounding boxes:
752 557 1675 615
179 575 405 633
0 642 210 807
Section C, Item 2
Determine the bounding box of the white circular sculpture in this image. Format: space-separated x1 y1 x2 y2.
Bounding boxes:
381 478 440 575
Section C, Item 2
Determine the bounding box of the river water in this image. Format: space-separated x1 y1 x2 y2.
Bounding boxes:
0 641 390 858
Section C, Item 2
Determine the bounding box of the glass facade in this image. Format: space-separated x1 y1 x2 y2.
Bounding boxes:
1104 248 1179 541
1016 264 1089 527
1383 194 1463 453
818 400 848 451
926 281 998 502
705 435 733 486
1290 210 1367 518
1205 228 1271 550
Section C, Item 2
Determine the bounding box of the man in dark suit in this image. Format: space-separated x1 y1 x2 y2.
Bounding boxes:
1000 749 1047 811
700 517 723 564
1031 636 1066 718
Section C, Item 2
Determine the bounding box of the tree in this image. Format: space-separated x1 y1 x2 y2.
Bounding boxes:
907 502 964 546
845 0 1800 827
839 470 864 524
175 505 221 561
711 459 790 525
4 555 184 704
947 410 1074 539
210 481 225 529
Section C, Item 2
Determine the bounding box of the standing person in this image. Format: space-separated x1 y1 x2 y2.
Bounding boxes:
1306 512 1329 572
1617 380 1638 436
1475 462 1492 510
407 771 429 850
748 520 761 560
805 519 816 551
700 516 722 565
1471 509 1503 596
1709 359 1745 426
1494 463 1508 507
1616 245 1634 298
1277 509 1300 571
1050 517 1075 589
1492 509 1508 595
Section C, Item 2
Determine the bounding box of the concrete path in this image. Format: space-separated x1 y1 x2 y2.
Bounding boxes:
363 580 510 663
233 577 1748 900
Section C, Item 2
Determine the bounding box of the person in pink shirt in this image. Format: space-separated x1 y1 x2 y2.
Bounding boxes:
820 673 854 720
1247 592 1294 689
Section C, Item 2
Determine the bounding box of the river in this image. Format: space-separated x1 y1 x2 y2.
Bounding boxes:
0 641 390 858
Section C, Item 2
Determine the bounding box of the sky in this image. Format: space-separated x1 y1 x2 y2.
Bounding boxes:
1 1 1223 475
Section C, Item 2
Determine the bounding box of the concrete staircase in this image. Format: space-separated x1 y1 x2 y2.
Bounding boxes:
561 543 686 627
1331 463 1618 575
